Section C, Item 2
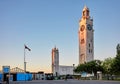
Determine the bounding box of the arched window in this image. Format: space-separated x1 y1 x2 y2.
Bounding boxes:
83 11 85 16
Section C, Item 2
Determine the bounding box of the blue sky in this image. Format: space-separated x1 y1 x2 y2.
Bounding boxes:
0 0 120 72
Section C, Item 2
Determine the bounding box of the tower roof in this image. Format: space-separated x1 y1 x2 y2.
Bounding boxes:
52 46 59 51
83 5 89 11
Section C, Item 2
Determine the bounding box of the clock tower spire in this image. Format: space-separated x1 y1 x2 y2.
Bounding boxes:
82 6 90 19
78 6 94 64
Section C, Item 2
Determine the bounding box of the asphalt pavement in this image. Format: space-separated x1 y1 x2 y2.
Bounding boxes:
7 79 120 84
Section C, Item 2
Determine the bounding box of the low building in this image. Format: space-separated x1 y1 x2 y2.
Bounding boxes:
59 65 74 75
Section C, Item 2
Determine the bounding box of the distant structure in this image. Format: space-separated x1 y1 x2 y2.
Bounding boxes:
78 6 94 64
51 47 74 76
51 47 59 76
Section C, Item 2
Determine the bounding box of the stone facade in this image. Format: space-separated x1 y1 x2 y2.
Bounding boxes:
78 6 94 64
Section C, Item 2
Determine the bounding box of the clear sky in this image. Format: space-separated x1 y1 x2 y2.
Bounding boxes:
0 0 120 73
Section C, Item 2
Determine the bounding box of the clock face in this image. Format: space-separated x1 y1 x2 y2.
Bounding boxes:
87 24 92 31
80 25 85 31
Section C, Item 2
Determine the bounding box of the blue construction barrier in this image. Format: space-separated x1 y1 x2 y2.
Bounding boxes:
0 73 2 81
17 73 32 81
0 73 32 81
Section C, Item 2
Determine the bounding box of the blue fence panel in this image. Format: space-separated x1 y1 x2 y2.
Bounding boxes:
26 73 32 81
17 73 32 81
0 73 2 81
17 73 25 81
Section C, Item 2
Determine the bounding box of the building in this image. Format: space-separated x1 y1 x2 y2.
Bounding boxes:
51 47 74 76
59 65 74 75
78 6 94 64
51 47 59 76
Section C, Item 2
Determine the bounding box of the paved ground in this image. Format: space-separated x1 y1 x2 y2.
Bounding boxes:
7 80 120 84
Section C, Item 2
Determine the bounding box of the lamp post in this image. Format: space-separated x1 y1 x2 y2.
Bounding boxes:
24 47 26 73
24 47 26 82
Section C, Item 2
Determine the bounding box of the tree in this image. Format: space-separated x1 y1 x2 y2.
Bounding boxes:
116 44 120 55
102 57 115 75
111 44 120 75
89 60 103 76
74 63 86 73
74 60 103 76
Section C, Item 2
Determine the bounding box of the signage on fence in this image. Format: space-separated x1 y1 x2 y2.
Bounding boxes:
2 66 10 73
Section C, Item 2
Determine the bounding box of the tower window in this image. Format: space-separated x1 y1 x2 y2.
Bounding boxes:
89 43 90 47
89 49 90 53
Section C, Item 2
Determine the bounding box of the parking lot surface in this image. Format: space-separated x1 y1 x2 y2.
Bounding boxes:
7 80 120 84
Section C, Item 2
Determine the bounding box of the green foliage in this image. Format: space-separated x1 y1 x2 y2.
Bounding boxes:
112 44 120 75
102 44 120 75
102 57 115 74
74 60 103 75
74 63 86 73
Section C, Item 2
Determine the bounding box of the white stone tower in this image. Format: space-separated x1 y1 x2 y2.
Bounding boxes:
51 46 59 76
78 6 94 64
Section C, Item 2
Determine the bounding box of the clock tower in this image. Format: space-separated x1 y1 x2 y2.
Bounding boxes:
78 6 94 64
